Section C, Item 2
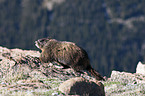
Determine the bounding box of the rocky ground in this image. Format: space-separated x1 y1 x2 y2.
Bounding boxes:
104 71 145 96
0 46 145 96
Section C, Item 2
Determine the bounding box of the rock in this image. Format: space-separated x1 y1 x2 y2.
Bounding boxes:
110 70 145 84
136 61 145 75
105 70 145 96
59 77 105 96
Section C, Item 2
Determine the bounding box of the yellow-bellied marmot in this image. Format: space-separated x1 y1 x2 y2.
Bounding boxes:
35 38 105 81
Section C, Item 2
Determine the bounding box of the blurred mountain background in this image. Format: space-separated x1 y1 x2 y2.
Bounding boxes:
0 0 145 76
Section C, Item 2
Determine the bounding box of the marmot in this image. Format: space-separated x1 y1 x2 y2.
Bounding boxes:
35 38 105 81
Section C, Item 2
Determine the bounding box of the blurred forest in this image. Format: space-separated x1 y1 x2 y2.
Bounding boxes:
0 0 145 76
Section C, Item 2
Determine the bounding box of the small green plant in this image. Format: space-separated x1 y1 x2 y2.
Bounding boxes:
1 66 29 84
104 81 121 86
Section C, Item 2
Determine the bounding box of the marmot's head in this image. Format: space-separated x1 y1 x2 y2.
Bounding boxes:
35 38 51 49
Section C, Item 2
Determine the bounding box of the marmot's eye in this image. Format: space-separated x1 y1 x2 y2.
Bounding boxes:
41 40 44 42
40 39 45 42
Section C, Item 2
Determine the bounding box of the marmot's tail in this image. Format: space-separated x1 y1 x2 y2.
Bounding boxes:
88 67 105 81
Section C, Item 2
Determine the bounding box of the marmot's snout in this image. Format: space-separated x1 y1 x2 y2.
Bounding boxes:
35 41 39 48
35 40 43 49
35 38 47 49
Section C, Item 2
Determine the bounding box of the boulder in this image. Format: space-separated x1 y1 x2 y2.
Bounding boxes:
59 77 105 96
106 70 145 96
136 61 145 75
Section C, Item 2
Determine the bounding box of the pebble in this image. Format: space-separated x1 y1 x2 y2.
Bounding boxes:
52 92 59 96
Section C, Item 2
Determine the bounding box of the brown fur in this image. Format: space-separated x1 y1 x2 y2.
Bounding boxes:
35 38 105 81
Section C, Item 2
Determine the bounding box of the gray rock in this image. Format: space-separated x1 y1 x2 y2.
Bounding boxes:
104 70 145 96
136 61 145 75
59 77 105 96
